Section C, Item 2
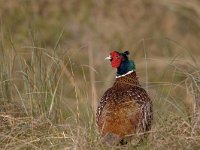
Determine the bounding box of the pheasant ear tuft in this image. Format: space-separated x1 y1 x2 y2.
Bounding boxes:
123 51 130 55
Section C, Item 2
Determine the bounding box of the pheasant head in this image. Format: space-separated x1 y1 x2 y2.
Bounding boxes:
105 51 136 78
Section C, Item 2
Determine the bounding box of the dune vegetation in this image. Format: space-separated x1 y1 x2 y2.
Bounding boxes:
0 0 200 149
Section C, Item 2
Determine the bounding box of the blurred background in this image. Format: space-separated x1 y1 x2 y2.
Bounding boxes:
0 0 200 149
1 0 200 53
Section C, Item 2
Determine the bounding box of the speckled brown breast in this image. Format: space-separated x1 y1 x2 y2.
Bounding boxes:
96 72 153 145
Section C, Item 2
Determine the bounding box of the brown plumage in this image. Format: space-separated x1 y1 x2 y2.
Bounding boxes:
96 51 153 146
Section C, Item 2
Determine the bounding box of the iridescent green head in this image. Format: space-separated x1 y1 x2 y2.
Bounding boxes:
105 51 136 77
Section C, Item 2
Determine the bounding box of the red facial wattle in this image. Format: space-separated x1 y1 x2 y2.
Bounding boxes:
110 51 122 68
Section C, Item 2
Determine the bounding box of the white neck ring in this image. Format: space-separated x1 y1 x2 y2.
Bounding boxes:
116 70 134 78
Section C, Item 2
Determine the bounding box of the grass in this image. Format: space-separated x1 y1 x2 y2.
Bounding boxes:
0 0 200 149
1 44 200 150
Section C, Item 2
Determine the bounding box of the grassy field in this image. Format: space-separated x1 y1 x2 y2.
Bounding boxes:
1 0 200 149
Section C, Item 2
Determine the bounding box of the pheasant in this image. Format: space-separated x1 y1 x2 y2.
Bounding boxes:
96 51 153 146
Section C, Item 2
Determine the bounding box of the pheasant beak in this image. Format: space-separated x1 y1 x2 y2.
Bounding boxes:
105 55 112 60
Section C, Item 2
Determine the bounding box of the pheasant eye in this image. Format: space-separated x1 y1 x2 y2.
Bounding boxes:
116 55 120 59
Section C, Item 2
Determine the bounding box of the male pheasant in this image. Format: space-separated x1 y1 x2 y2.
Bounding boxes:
96 51 153 146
